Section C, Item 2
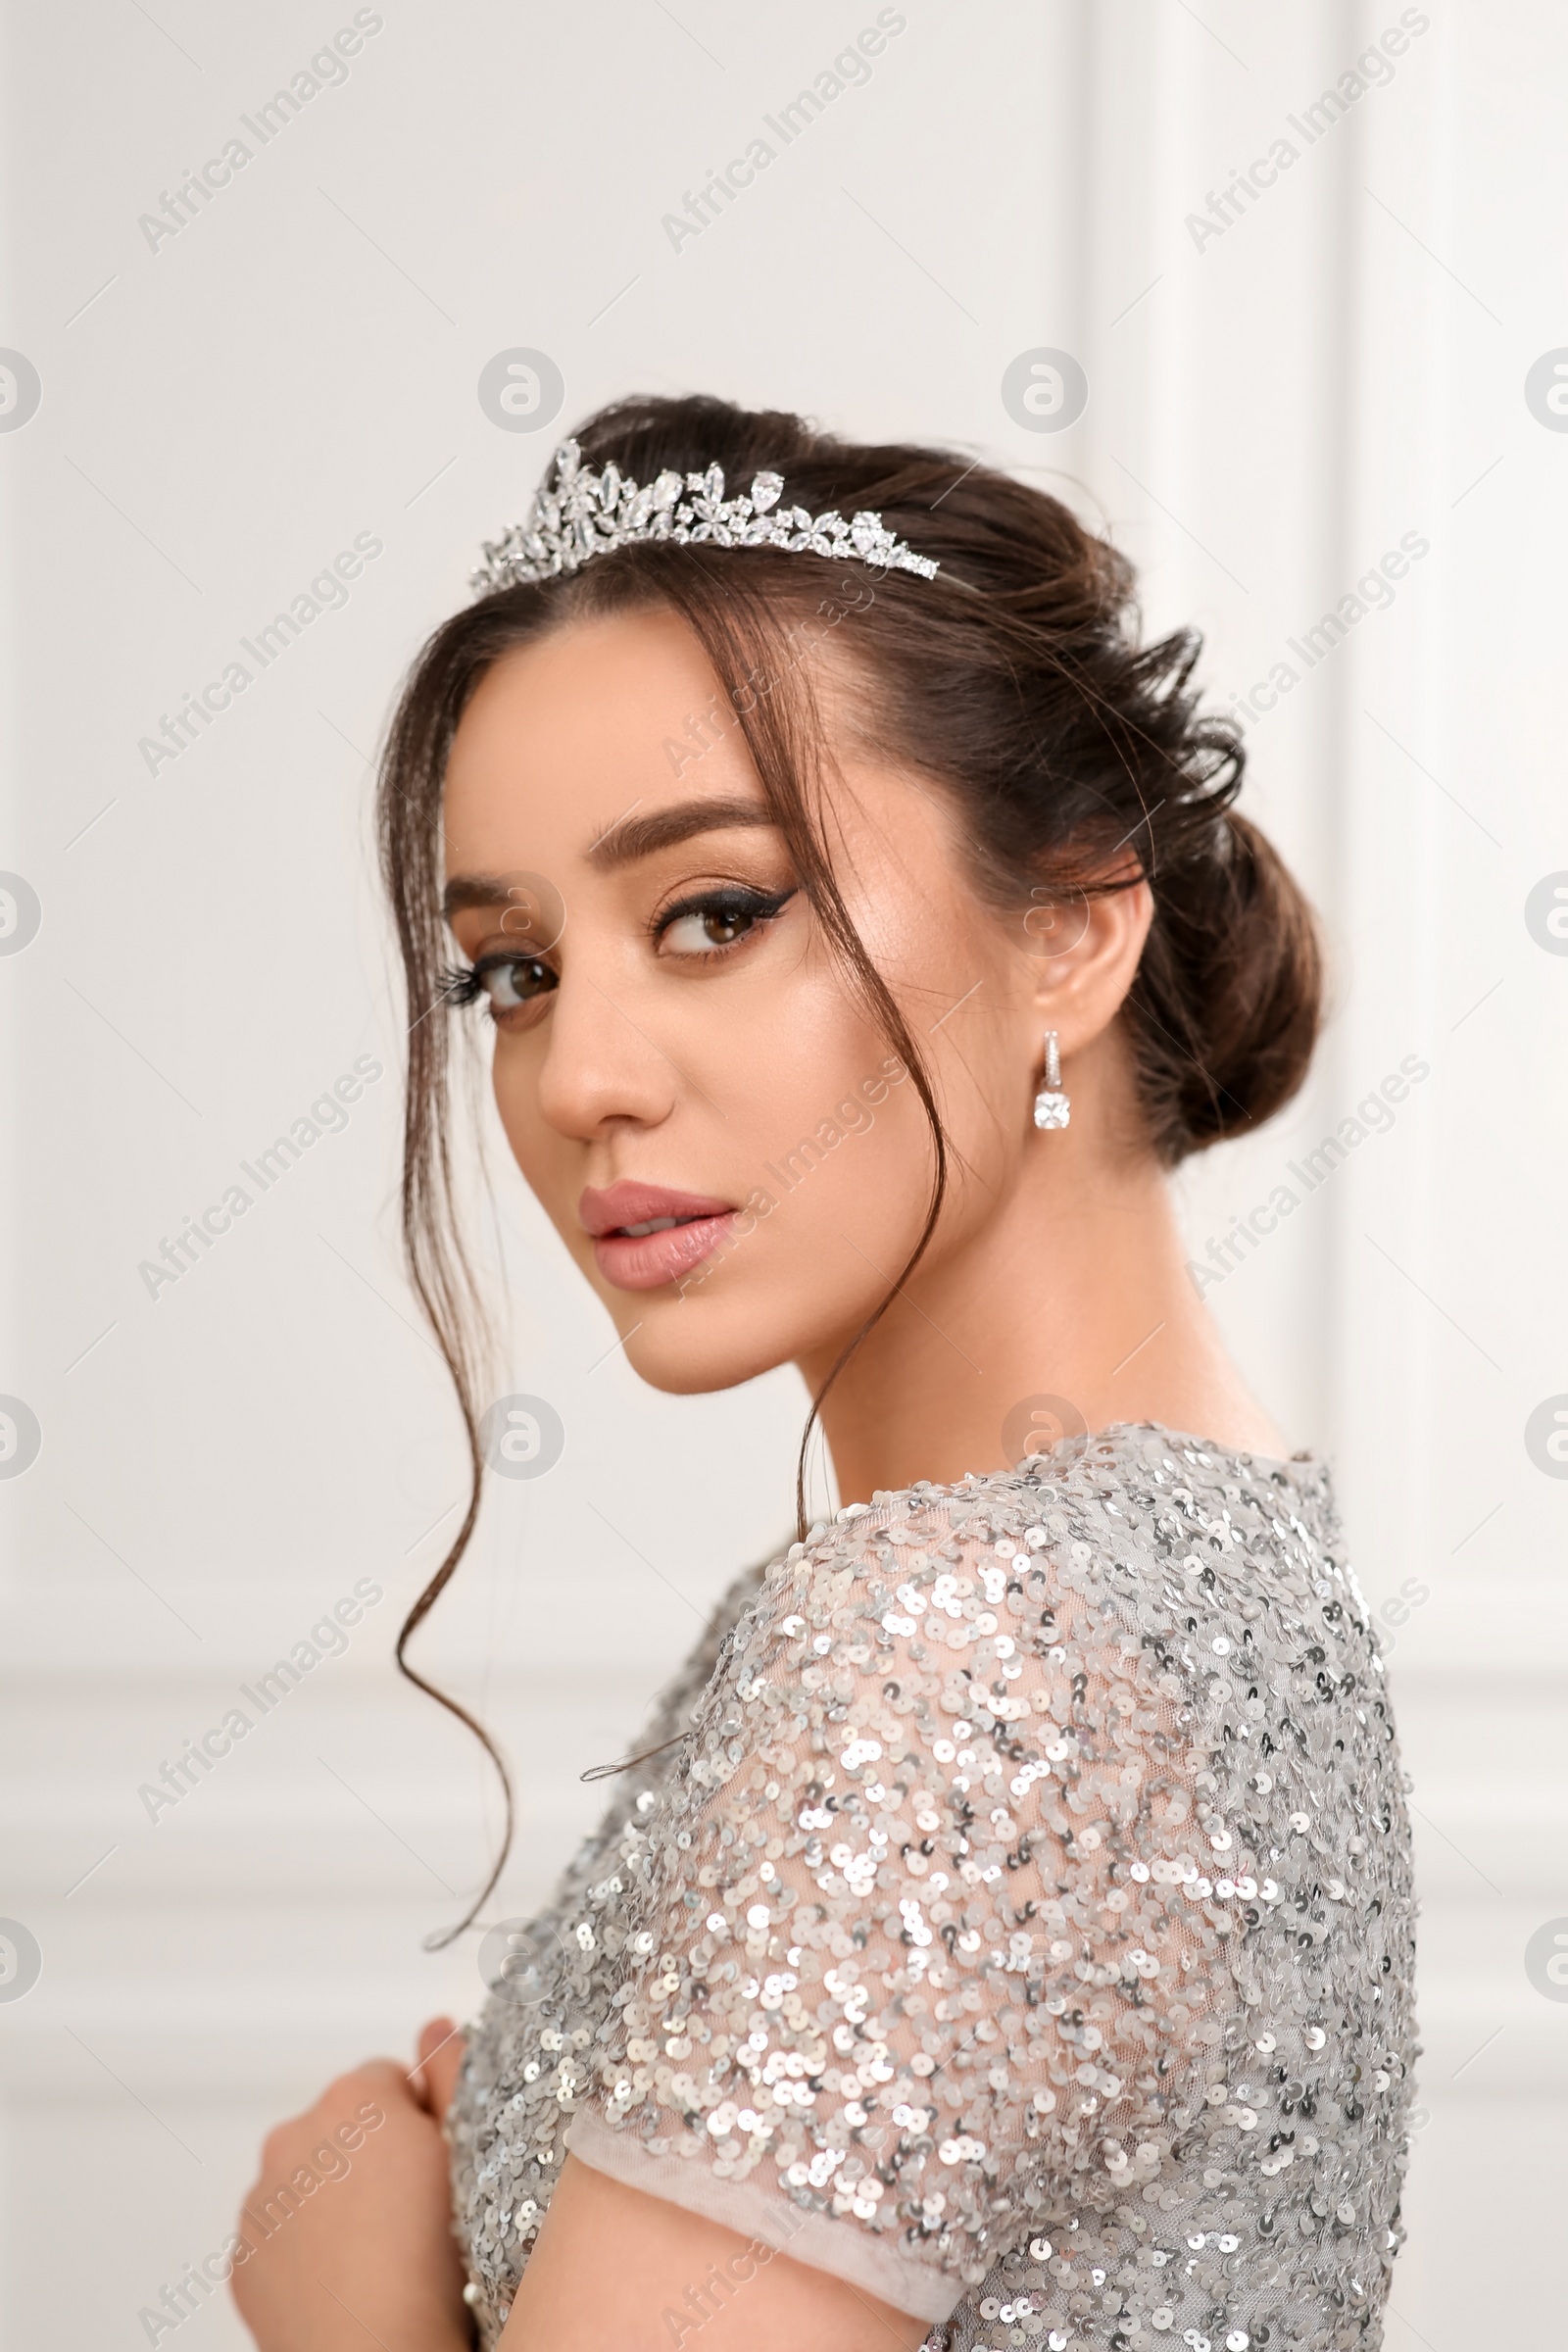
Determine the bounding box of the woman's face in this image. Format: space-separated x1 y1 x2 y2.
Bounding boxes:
441 603 1054 1396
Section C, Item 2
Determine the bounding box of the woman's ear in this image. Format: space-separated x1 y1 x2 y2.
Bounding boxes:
1021 870 1154 1054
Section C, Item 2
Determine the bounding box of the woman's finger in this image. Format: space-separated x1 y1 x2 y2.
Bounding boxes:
413 2015 466 2117
326 2055 425 2115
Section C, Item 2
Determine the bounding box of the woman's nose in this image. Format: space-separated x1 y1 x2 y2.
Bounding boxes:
530 969 681 1143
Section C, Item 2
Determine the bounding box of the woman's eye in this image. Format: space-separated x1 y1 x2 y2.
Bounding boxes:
662 906 758 954
472 955 555 1012
659 890 792 958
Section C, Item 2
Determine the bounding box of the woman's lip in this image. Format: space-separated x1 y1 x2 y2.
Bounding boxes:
592 1212 734 1292
578 1181 735 1241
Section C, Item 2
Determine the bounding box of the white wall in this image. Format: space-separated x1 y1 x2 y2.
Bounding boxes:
2 4 1564 2345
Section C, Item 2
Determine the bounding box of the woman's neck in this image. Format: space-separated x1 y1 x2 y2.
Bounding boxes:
799 1121 1284 1509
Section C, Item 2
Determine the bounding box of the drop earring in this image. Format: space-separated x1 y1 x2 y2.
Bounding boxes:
1032 1029 1070 1129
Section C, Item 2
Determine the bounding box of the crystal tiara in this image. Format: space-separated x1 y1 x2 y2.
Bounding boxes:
469 437 940 595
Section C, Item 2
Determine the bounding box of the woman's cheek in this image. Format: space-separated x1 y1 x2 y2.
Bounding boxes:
491 1045 545 1165
760 1068 925 1251
489 1063 518 1158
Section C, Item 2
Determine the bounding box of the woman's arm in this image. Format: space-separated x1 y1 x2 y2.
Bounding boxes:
498 2153 930 2352
507 1489 1217 2347
229 2026 926 2352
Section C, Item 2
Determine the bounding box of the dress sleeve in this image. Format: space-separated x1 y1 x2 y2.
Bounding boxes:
566 1480 1226 2319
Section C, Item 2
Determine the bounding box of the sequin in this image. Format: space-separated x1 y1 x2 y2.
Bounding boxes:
449 1424 1417 2350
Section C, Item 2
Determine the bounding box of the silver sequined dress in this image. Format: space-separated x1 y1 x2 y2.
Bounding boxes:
449 1424 1417 2350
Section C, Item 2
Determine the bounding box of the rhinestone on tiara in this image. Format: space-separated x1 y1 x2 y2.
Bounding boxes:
469 438 940 595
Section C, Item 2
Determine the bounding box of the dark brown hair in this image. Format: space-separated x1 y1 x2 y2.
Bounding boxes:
375 392 1322 1935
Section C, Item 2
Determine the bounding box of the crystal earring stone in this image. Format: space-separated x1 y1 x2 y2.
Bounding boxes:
1033 1029 1070 1129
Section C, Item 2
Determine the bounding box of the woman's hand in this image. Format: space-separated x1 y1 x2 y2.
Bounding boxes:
230 2016 471 2352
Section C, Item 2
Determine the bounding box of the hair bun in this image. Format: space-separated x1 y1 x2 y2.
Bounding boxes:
1135 807 1323 1156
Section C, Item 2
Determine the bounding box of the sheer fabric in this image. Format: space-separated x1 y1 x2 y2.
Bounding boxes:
451 1427 1417 2351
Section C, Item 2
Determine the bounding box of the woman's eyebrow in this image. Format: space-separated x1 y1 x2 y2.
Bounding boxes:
442 874 533 918
583 795 776 871
442 798 779 919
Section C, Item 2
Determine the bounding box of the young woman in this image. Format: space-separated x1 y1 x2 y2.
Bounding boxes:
232 396 1416 2352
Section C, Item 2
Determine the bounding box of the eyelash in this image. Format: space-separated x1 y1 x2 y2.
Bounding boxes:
442 883 796 1018
657 881 796 958
440 952 553 1017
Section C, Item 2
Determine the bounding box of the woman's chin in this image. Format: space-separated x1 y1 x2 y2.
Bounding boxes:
597 1251 883 1398
618 1318 791 1397
602 1282 817 1397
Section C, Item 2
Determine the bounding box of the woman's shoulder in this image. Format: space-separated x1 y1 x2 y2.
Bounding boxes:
729 1418 1352 1677
671 1415 1398 1867
576 1418 1413 2311
647 1553 774 1731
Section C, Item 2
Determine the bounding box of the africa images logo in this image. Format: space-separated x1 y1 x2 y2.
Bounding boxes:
136 1054 383 1301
